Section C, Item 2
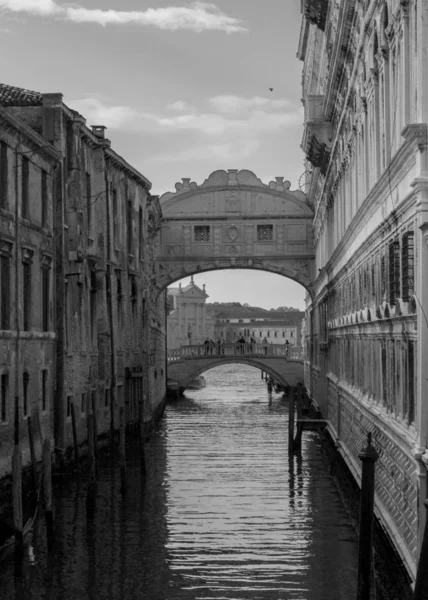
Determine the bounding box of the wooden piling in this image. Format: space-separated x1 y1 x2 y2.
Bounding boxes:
70 402 79 469
293 385 304 452
12 445 23 559
91 392 98 458
356 432 379 600
119 406 126 494
288 390 296 454
27 416 38 496
261 370 264 379
138 397 146 476
87 413 96 481
42 438 54 543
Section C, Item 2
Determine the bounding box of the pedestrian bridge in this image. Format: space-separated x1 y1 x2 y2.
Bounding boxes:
167 343 304 393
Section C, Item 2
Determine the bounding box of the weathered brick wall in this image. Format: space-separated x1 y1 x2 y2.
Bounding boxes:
0 112 57 476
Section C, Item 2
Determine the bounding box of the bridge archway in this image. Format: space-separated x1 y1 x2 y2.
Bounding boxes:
154 169 315 298
168 355 304 392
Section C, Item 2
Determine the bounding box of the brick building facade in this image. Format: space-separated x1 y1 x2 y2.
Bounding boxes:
0 84 166 475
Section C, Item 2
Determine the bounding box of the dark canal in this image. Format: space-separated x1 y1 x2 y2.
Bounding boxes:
0 365 359 599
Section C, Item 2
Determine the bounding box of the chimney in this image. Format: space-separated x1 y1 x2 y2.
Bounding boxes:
91 125 107 138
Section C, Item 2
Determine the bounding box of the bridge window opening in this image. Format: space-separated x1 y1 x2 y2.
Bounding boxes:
194 225 210 242
257 224 273 241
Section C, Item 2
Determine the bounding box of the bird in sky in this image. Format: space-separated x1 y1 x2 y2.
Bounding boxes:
269 88 274 92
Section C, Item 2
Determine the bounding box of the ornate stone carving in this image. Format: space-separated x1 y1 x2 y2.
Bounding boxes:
226 225 240 241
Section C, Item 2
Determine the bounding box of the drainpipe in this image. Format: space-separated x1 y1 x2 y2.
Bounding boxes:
105 171 116 441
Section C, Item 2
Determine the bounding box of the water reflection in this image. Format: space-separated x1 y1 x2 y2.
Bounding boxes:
0 365 358 599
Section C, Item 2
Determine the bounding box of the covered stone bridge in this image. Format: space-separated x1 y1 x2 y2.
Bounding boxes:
167 343 304 393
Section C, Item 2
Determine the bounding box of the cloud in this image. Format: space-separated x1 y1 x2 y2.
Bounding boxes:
209 95 293 114
166 100 197 112
0 0 246 33
68 94 302 137
149 139 260 163
69 97 141 129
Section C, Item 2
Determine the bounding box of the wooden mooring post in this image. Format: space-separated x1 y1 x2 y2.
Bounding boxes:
293 384 304 453
139 396 146 476
356 432 379 600
70 402 79 471
42 438 54 544
27 416 38 496
288 389 295 454
413 500 428 599
119 405 126 494
12 395 23 561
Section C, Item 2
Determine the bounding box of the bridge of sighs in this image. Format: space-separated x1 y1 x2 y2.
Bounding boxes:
153 168 314 390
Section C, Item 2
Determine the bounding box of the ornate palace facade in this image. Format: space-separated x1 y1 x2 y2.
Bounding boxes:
300 0 427 582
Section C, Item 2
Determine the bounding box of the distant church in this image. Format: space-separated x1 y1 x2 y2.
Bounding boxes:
167 277 215 349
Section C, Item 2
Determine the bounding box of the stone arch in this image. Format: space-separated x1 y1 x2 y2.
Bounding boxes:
171 357 303 391
154 169 315 299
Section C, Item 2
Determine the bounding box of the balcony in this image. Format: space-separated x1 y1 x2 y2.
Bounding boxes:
304 0 329 32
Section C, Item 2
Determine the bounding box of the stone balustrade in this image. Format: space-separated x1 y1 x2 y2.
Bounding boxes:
167 343 303 363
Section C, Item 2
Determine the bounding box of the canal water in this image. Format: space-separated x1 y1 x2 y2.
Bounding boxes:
0 365 359 599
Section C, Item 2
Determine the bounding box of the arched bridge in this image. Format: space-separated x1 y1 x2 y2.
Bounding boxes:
167 343 304 393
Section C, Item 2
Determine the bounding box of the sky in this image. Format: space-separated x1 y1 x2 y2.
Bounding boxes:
0 0 307 309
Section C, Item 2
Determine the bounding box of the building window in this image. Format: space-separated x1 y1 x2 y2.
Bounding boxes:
23 372 29 417
90 270 97 343
41 370 48 412
1 254 11 329
130 275 137 304
91 390 97 414
127 198 133 255
257 224 273 241
1 373 8 422
67 395 72 418
42 266 50 331
402 232 414 301
282 332 285 337
389 240 400 304
0 140 8 208
139 207 143 260
267 331 270 338
22 156 29 219
112 187 119 246
408 340 415 424
291 331 294 338
81 392 86 414
86 172 92 233
23 260 32 330
194 226 210 242
274 331 277 338
41 170 48 227
380 254 386 300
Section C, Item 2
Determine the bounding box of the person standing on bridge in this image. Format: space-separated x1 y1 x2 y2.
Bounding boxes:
262 336 268 356
284 339 290 359
204 337 210 356
237 335 246 355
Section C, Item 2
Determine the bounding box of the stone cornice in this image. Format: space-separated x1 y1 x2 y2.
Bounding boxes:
105 149 152 191
0 106 61 163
